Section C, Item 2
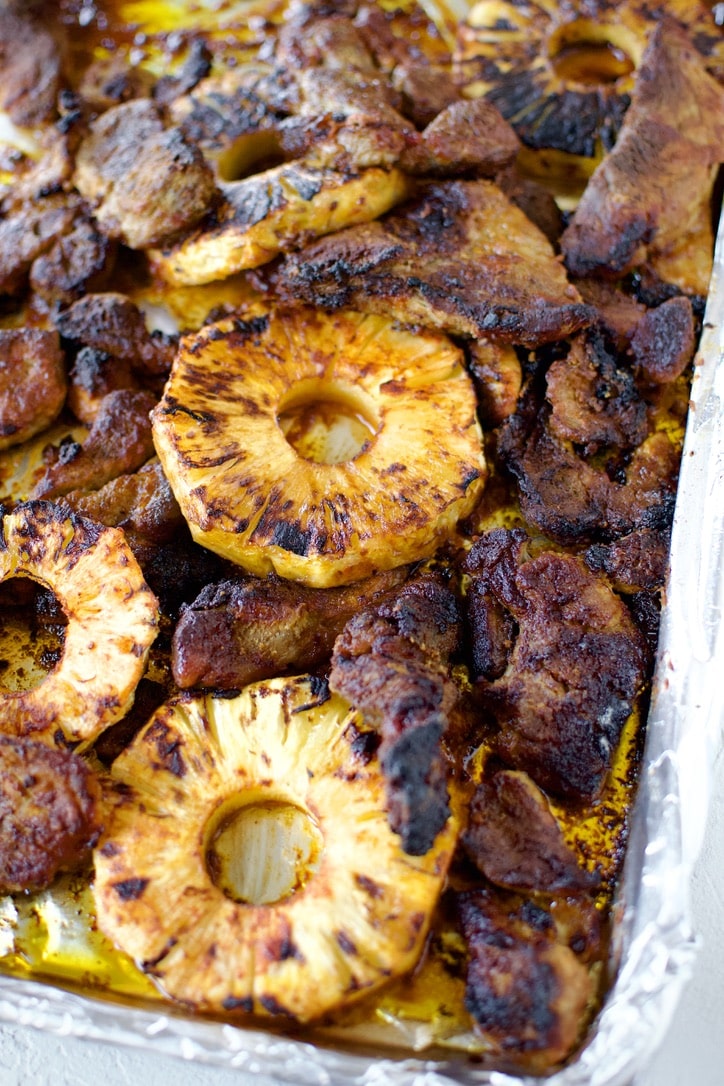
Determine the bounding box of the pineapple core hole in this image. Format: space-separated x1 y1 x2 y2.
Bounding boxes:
0 576 67 693
216 129 288 182
206 799 324 906
548 21 639 85
278 380 379 465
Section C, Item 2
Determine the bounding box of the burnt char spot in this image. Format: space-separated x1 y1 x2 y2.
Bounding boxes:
258 994 295 1018
271 520 311 556
355 873 384 898
336 930 358 955
344 720 381 763
112 877 149 901
292 674 330 714
222 995 254 1013
147 720 186 777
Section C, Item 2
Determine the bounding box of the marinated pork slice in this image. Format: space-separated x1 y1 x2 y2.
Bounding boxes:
31 389 156 500
0 6 66 127
0 735 101 894
74 98 218 250
498 382 681 546
561 23 724 297
629 296 696 385
0 329 67 451
463 529 648 801
584 526 671 594
462 767 598 894
67 347 140 425
414 99 520 178
172 567 408 690
0 196 78 297
330 570 462 855
279 180 594 346
55 292 177 378
457 887 595 1072
29 215 117 308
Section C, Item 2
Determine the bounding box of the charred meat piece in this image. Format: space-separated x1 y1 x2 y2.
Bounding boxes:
561 24 724 296
61 459 184 545
153 39 212 107
584 527 671 594
280 180 593 346
413 99 520 178
457 886 594 1073
74 99 218 249
172 567 408 690
0 735 101 894
546 330 647 454
630 296 696 385
0 7 65 127
55 292 177 378
462 767 598 894
29 215 117 308
575 277 648 350
67 347 140 425
467 341 523 427
31 389 156 500
330 570 461 855
464 529 648 801
499 383 681 545
0 195 78 297
0 329 67 451
496 167 564 247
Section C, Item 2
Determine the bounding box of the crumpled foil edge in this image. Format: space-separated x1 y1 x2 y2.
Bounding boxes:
0 172 722 1086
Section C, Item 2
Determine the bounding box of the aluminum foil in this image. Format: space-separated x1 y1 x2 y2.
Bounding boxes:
0 4 723 1079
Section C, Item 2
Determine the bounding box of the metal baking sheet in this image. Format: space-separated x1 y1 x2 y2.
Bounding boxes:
1 9 723 1083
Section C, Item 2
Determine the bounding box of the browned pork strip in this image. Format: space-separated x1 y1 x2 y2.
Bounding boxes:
630 296 696 384
464 530 648 801
0 6 65 127
74 98 218 249
457 887 594 1073
584 527 671 593
561 24 724 297
172 567 408 690
330 571 461 855
0 735 101 894
0 329 67 451
280 180 594 346
30 215 117 308
462 767 598 893
0 196 78 296
31 389 156 500
55 292 177 377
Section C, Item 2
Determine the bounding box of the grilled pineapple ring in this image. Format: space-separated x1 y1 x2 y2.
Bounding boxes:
93 675 458 1022
456 0 724 188
152 308 485 587
0 502 158 748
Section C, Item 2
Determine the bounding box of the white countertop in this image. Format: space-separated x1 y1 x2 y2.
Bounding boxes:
2 744 722 1086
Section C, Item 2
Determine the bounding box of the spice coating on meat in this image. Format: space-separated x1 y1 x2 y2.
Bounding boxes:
0 329 67 451
279 180 594 346
457 887 594 1072
74 99 218 250
561 24 724 296
464 530 648 801
172 567 408 689
32 390 157 500
498 382 680 545
630 296 696 385
0 735 101 894
329 571 461 854
56 292 177 378
462 767 599 894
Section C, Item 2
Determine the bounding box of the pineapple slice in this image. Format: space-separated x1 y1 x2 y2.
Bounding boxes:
92 675 459 1022
150 164 411 286
151 307 485 587
0 501 158 748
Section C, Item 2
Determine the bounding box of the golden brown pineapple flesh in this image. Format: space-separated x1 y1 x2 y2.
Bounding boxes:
92 675 459 1021
151 308 485 587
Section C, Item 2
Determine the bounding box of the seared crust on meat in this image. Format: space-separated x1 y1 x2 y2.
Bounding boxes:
0 196 78 297
55 292 177 378
584 527 670 593
74 99 218 250
498 381 681 545
0 735 101 894
462 767 598 893
31 389 156 500
630 296 696 384
414 99 520 178
561 24 724 295
457 887 594 1073
0 329 67 451
0 6 65 127
280 180 594 346
329 570 461 855
463 529 648 800
172 567 407 690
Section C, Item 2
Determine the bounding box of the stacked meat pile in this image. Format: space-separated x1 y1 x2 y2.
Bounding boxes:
1 0 723 1074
